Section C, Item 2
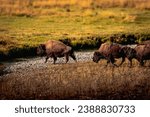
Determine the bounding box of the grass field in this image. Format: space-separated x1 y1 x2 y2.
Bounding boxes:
0 61 150 99
0 0 150 100
0 0 150 60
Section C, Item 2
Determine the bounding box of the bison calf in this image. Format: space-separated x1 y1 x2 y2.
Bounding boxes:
37 40 76 64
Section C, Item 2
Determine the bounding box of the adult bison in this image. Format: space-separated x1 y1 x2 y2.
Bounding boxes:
115 44 150 66
93 43 126 66
141 40 150 45
121 46 137 67
37 40 77 64
134 44 150 66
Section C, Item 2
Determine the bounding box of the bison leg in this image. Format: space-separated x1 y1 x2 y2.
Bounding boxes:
109 54 118 67
53 56 57 64
140 60 144 66
70 53 77 62
105 60 110 67
112 63 118 67
65 54 69 63
119 57 125 66
137 57 144 66
127 57 133 67
45 56 49 63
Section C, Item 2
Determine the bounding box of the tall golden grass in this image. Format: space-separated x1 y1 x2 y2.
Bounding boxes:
1 0 150 8
0 0 150 15
0 61 150 99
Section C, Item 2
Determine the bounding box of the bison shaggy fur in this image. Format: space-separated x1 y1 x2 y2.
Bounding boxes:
37 40 76 64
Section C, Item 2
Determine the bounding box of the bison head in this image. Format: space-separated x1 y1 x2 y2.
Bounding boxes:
93 51 104 63
37 44 46 56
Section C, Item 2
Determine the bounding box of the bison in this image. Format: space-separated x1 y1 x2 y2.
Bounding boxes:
93 43 126 66
140 40 150 45
121 46 136 66
115 44 150 66
37 40 77 64
134 44 150 66
93 43 136 67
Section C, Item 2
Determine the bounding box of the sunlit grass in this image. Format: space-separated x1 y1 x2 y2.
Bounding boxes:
0 0 150 16
0 1 150 60
0 9 150 52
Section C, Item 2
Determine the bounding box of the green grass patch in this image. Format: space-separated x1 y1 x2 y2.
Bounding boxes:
0 8 150 61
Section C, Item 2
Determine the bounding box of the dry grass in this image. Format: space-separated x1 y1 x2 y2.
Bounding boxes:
0 0 150 16
0 61 150 100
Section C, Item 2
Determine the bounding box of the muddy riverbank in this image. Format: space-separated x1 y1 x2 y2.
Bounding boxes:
0 51 93 77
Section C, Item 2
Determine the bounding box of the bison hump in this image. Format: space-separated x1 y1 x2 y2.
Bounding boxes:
99 43 121 53
45 40 66 50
